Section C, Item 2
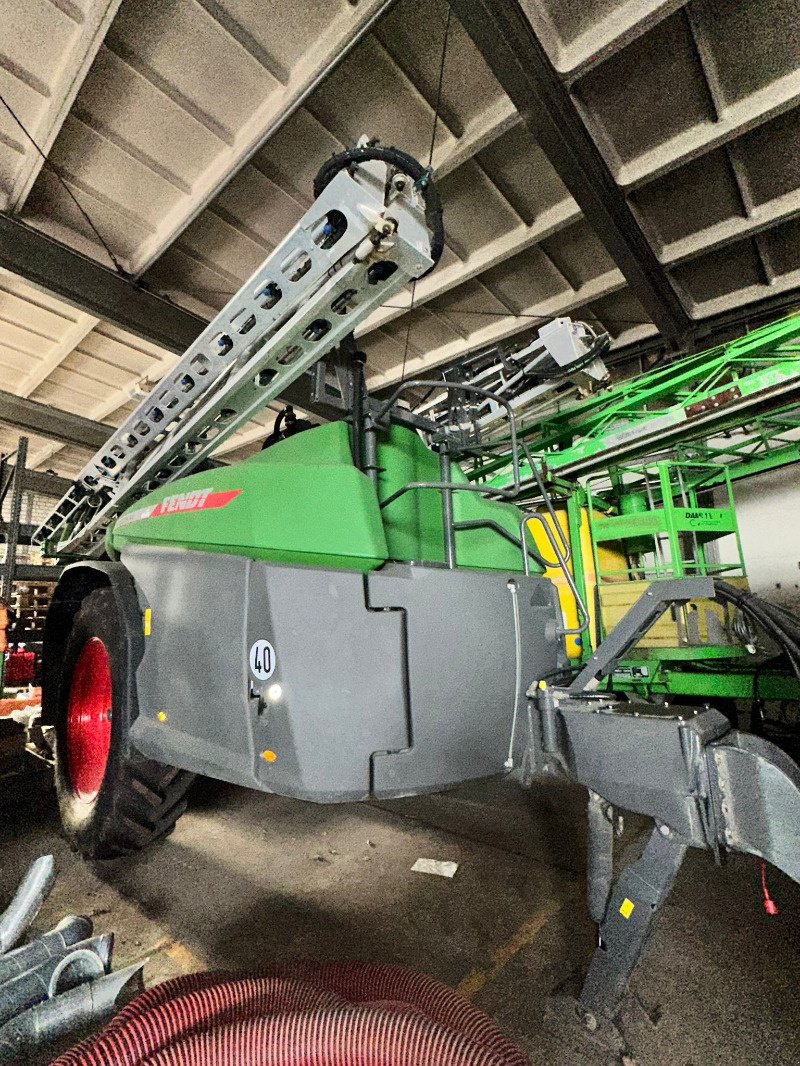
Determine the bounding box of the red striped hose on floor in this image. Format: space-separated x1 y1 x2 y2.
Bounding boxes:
53 962 532 1066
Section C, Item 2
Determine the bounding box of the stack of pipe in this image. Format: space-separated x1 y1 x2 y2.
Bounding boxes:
0 856 143 1063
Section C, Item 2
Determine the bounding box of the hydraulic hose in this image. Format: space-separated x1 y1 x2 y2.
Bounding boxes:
53 962 531 1066
714 581 800 677
0 856 55 955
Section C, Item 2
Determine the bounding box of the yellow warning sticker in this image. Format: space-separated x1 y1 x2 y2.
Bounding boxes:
143 608 152 637
619 898 635 920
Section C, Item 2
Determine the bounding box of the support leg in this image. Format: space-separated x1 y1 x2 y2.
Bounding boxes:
586 791 614 924
579 824 688 1022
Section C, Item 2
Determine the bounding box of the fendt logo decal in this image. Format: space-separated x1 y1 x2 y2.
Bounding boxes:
116 488 242 528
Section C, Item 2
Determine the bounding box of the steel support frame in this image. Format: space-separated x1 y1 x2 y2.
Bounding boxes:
1 437 27 601
530 586 800 1024
610 661 800 702
580 824 688 1021
448 0 692 349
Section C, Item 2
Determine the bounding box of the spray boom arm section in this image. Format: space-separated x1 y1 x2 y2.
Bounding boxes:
35 147 439 556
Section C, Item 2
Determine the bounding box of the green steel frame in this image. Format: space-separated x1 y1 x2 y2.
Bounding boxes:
675 406 800 488
472 312 800 485
467 313 800 707
584 458 745 583
556 459 800 704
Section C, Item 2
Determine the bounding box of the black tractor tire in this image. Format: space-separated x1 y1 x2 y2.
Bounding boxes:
53 587 194 859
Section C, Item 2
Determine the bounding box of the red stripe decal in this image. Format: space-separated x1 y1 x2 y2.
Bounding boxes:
150 488 242 518
118 488 242 528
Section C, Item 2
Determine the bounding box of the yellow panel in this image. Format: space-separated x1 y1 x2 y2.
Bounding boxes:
528 509 749 655
527 507 626 658
597 577 749 649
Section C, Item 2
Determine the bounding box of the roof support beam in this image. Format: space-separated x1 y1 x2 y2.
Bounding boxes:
20 468 72 498
448 0 693 348
1 466 72 499
0 212 202 354
0 390 112 449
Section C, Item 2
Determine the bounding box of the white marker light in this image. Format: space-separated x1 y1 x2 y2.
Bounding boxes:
267 683 283 702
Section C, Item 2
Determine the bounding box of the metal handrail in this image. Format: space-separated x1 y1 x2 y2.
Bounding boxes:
372 379 522 497
379 479 509 510
520 511 590 637
519 442 571 564
372 380 527 567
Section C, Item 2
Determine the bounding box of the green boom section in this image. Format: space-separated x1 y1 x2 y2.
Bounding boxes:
480 311 800 485
109 421 535 574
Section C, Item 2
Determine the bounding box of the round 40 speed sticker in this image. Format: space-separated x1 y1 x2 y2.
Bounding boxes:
249 639 276 681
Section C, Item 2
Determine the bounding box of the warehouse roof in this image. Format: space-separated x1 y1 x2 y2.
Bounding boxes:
0 0 798 476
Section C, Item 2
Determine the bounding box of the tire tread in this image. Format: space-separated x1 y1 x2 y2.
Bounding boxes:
52 586 195 859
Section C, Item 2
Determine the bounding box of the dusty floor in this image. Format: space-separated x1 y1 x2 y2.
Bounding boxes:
2 772 798 1065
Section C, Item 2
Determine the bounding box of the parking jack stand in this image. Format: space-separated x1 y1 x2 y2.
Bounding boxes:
579 823 688 1025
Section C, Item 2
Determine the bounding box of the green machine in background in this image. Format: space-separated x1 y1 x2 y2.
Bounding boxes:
481 314 800 744
476 312 800 482
559 457 800 710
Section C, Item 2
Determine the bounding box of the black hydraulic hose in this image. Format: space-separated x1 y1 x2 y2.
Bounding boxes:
714 581 800 678
0 962 144 1065
0 856 55 955
0 935 111 1026
715 581 800 651
0 916 93 987
758 601 800 646
313 144 445 273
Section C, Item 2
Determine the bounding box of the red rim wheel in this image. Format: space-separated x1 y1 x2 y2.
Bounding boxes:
66 637 112 802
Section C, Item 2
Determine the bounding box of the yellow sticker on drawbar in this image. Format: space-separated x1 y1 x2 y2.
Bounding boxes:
619 898 635 920
143 608 152 636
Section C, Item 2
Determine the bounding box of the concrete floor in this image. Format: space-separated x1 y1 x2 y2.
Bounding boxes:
2 773 799 1065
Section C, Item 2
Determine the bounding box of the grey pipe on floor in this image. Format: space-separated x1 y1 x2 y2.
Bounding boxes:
0 961 144 1064
0 916 93 988
0 935 112 1026
0 857 56 955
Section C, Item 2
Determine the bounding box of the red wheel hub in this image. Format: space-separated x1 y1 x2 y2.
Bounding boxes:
66 637 112 802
